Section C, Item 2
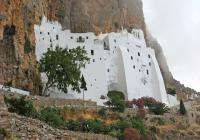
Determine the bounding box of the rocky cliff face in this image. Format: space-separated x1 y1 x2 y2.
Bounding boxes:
0 0 197 98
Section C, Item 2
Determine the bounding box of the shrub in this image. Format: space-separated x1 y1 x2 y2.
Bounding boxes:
167 88 176 96
83 119 105 133
24 36 32 54
148 102 169 115
107 121 131 139
4 96 37 118
65 120 82 131
39 107 64 128
98 107 107 118
180 100 186 115
130 116 146 135
124 128 140 140
0 128 8 137
106 91 126 112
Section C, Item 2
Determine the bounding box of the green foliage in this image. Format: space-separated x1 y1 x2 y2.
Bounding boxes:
130 116 146 135
84 119 105 133
4 96 37 118
39 107 64 128
24 36 32 54
80 75 87 90
0 128 8 137
180 100 186 115
148 102 169 115
167 88 176 96
107 90 125 100
98 107 107 118
39 46 89 95
105 91 125 112
57 8 65 19
65 120 82 131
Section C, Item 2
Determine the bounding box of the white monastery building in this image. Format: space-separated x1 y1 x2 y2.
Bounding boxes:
34 17 178 106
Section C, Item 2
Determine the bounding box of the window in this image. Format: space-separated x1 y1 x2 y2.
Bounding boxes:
56 35 59 40
40 32 42 34
100 58 102 60
93 59 95 62
113 51 115 54
148 54 151 58
48 32 50 35
131 56 133 60
133 65 135 69
70 36 73 39
77 36 85 43
138 52 140 56
139 69 141 72
147 70 149 75
149 62 151 66
86 36 89 39
114 39 116 43
107 69 110 72
127 49 130 52
50 39 52 42
91 50 94 55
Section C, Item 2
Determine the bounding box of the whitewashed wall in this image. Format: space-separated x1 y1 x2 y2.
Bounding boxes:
34 17 177 106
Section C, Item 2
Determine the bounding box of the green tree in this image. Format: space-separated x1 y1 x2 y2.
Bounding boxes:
180 100 186 115
80 75 87 108
39 46 89 95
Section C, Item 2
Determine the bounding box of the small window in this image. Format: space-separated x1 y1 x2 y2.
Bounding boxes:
113 51 115 54
133 65 135 69
147 70 149 75
40 32 42 34
115 46 117 49
138 52 140 56
107 69 110 72
91 50 94 55
114 39 116 43
70 36 73 39
86 36 89 39
48 32 50 35
127 49 130 52
56 35 59 40
149 62 151 66
53 27 55 29
139 69 141 72
131 56 133 60
42 38 44 40
148 54 151 58
50 39 52 42
100 58 102 60
93 59 95 62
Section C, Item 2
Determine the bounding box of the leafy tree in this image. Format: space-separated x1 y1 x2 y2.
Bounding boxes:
180 100 186 115
39 46 89 95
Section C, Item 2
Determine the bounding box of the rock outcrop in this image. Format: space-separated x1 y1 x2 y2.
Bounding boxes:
0 0 198 98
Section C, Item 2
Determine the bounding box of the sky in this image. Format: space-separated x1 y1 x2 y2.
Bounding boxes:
142 0 200 92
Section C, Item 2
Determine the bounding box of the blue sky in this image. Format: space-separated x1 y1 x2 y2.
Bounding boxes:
142 0 200 92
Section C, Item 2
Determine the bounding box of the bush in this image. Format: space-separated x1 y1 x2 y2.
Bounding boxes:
148 102 169 115
167 88 176 96
65 120 82 131
106 91 126 112
4 96 37 117
107 121 131 139
130 116 146 135
107 91 125 100
24 36 32 54
180 100 186 115
98 107 107 118
39 107 64 128
124 128 140 140
0 128 8 137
